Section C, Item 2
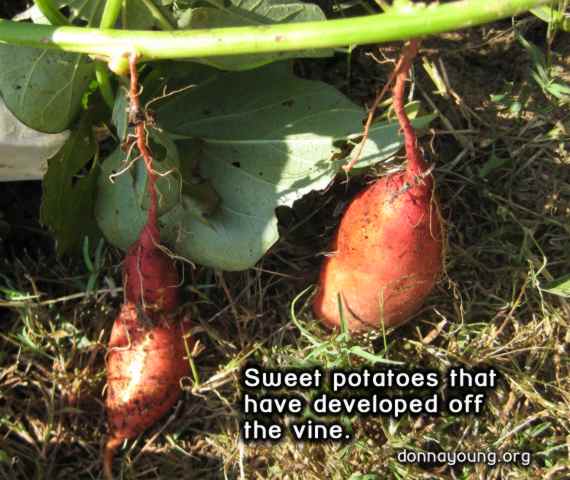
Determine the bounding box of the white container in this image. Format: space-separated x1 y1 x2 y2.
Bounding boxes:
0 97 69 181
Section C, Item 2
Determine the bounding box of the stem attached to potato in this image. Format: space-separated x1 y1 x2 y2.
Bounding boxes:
392 40 425 179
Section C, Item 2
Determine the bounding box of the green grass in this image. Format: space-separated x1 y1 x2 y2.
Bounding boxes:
1 17 570 480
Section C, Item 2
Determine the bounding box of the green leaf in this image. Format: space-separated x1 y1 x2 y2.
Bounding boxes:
177 142 222 221
178 0 326 25
122 0 176 29
95 128 183 249
40 113 100 255
177 0 331 70
153 63 360 269
542 274 570 298
111 86 129 143
531 6 570 31
54 0 104 25
0 46 93 133
353 113 435 171
55 0 173 28
96 63 434 270
517 31 570 104
163 64 431 269
348 346 404 366
478 152 510 178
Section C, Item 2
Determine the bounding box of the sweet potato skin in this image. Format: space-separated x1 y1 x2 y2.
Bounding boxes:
105 303 190 443
123 223 179 315
313 172 443 331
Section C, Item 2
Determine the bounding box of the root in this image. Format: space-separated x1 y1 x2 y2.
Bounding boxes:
103 436 123 480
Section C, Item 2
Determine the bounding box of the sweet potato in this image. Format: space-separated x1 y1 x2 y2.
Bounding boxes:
103 54 191 479
313 40 444 332
103 303 190 477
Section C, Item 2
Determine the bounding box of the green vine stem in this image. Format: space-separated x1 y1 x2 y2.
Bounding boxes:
33 0 68 26
100 0 123 29
1 0 555 62
96 0 124 108
95 62 115 108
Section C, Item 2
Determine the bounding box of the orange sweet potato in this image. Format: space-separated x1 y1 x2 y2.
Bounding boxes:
103 303 190 477
313 41 444 332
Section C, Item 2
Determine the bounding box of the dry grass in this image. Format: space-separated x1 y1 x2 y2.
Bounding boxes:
1 18 570 480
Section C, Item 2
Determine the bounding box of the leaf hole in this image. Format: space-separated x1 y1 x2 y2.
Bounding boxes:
71 156 95 187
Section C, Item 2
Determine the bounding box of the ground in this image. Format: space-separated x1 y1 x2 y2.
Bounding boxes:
1 4 570 480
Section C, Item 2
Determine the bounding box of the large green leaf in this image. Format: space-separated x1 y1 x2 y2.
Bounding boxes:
0 46 93 133
40 113 99 255
176 0 331 70
96 63 434 271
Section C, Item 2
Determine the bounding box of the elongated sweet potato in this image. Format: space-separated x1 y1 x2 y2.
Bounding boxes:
103 54 191 479
313 41 444 332
104 304 190 473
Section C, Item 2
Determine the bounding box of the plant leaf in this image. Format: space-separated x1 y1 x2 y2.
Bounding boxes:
351 113 435 172
348 346 404 366
96 63 432 270
176 0 331 70
40 113 100 255
542 274 570 298
55 0 173 28
153 63 363 269
122 0 176 29
54 0 104 25
531 6 570 31
111 86 129 143
0 46 93 133
0 97 69 181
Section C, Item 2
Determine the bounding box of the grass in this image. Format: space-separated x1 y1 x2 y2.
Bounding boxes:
1 16 570 480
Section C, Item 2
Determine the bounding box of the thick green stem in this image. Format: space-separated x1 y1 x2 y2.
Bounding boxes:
97 0 124 107
34 0 68 26
95 61 115 108
1 0 555 61
100 0 123 29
